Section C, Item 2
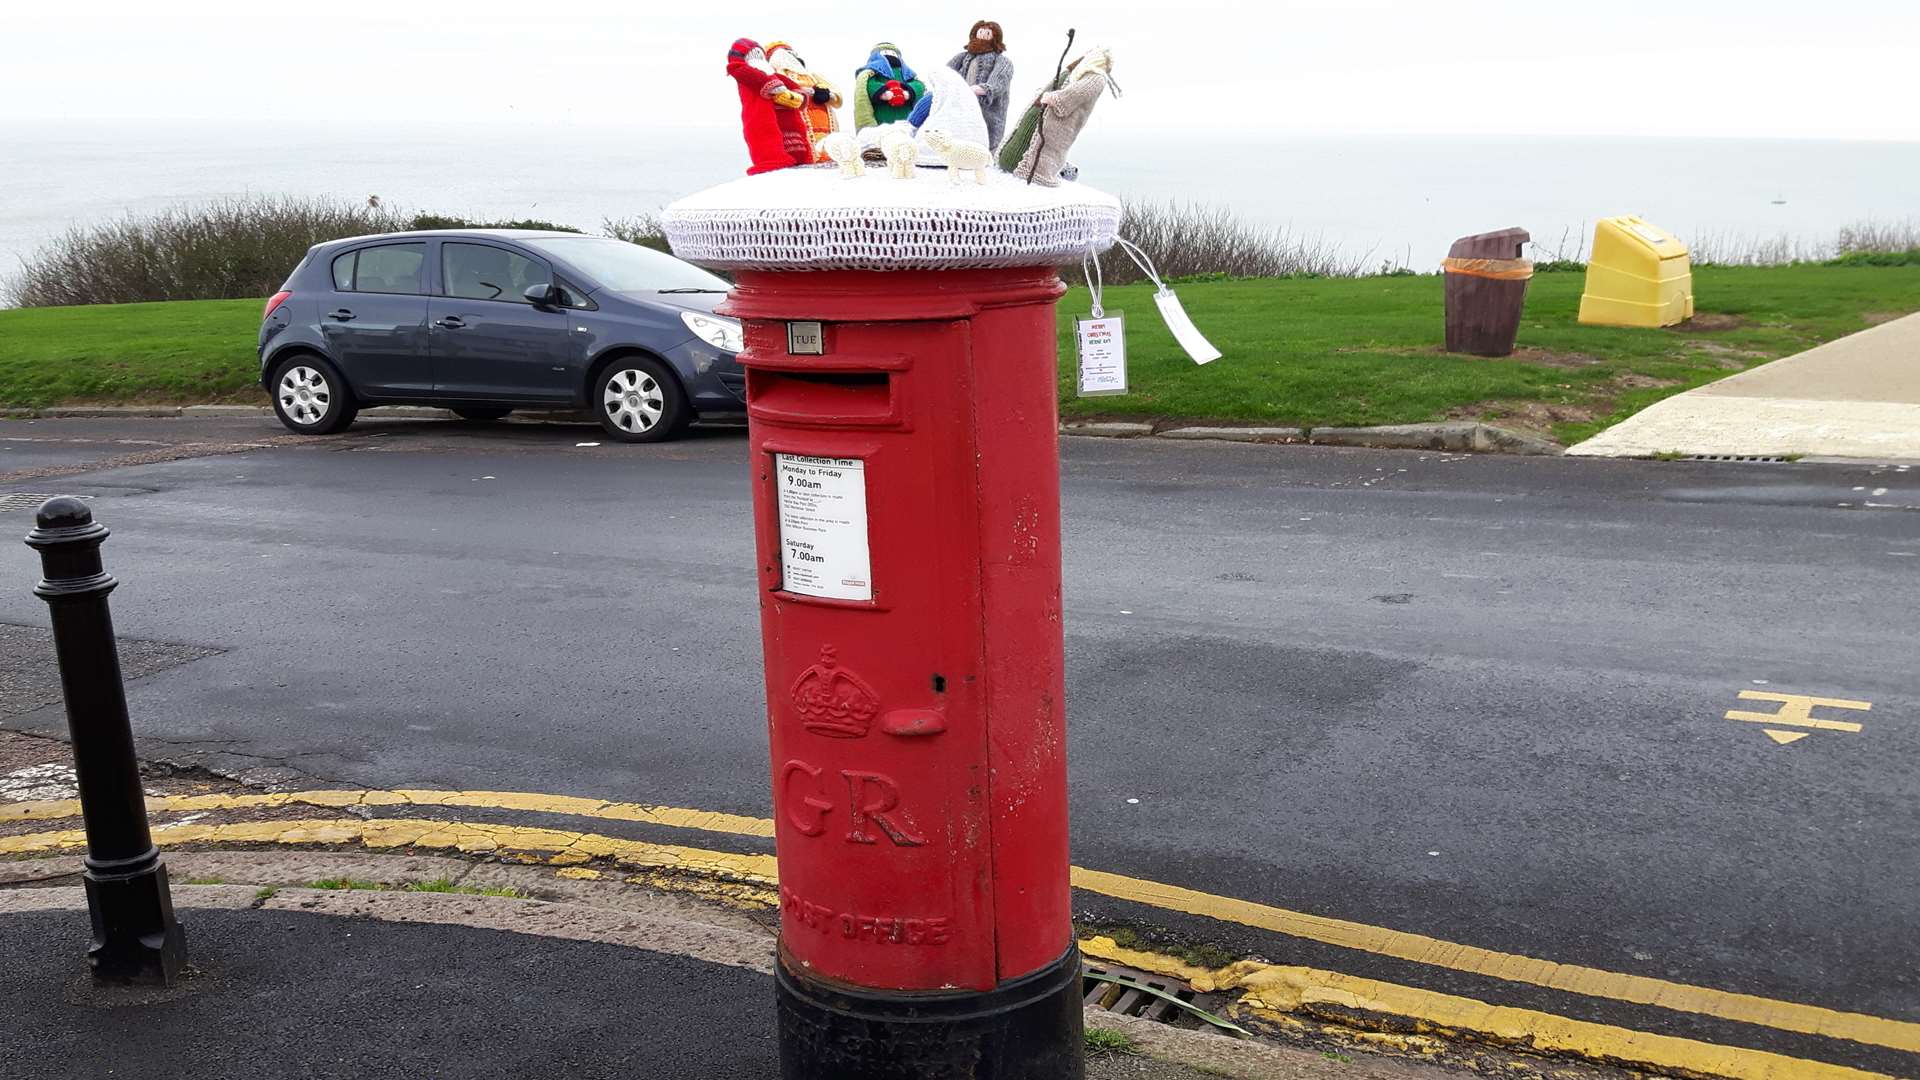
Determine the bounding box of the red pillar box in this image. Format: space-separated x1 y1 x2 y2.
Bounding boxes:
666 170 1119 1078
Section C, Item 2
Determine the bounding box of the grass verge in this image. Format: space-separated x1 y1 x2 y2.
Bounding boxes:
3 265 1915 444
0 298 266 408
1054 263 1920 443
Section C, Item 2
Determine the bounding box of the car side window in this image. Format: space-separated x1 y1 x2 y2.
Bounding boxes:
331 252 355 290
346 243 426 295
554 277 594 310
443 243 550 304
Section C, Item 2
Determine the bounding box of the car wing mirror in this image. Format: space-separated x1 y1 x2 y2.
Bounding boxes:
524 283 559 308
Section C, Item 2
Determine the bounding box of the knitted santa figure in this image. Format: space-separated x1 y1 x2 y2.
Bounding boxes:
727 38 812 175
948 20 1014 150
853 43 927 131
765 41 842 163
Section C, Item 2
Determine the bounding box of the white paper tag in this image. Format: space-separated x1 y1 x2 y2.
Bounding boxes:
775 454 872 601
1154 288 1221 365
1075 313 1127 397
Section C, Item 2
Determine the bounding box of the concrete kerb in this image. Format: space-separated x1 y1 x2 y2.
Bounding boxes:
4 407 1557 454
0 849 1356 1080
1157 426 1306 445
1064 420 1562 455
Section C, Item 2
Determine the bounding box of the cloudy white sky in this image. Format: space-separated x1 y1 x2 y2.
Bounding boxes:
3 1 1917 140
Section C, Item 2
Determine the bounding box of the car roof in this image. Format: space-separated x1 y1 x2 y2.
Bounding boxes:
313 229 600 252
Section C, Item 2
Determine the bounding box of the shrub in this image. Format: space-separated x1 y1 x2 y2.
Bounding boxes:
602 213 672 254
408 214 582 233
1836 220 1920 255
1096 200 1379 285
1823 249 1920 268
5 196 410 307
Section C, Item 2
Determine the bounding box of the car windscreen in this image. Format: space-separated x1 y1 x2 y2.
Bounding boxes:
520 237 728 294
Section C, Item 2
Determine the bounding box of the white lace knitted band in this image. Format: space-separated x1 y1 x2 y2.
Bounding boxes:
663 165 1122 272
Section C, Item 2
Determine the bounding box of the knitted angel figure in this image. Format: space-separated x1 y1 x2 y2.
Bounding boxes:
853 43 927 131
1011 47 1115 187
766 41 842 163
947 20 1014 150
727 38 813 175
912 65 991 166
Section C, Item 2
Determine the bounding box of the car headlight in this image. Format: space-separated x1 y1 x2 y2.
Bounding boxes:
681 312 744 353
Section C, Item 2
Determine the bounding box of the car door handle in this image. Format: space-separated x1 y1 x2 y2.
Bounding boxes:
327 309 355 321
435 316 466 329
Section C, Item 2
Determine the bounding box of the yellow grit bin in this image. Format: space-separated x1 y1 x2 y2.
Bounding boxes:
1578 216 1695 327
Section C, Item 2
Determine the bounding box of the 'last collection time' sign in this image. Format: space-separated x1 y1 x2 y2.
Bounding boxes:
774 454 872 601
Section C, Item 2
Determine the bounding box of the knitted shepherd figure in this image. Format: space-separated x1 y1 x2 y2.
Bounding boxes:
996 64 1071 173
1011 47 1115 187
853 43 927 131
727 38 812 175
766 41 842 163
948 20 1014 150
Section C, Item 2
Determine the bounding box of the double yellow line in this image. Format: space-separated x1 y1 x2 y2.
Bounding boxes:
4 787 1912 1078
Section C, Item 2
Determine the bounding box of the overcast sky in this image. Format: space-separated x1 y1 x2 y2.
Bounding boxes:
4 1 1917 141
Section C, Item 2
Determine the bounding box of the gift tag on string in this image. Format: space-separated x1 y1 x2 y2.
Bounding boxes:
1153 288 1221 365
1113 238 1221 365
1076 251 1127 396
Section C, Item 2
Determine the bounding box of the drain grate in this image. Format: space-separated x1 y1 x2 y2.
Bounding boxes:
1682 454 1793 463
0 493 92 513
1083 961 1245 1035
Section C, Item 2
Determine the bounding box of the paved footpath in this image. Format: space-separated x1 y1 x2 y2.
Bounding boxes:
0 851 1457 1080
1570 312 1920 459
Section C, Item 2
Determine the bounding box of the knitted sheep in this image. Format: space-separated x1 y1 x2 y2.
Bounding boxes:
922 130 992 185
821 132 863 178
879 128 918 179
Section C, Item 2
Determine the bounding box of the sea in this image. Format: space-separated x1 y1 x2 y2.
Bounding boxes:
2 119 1916 288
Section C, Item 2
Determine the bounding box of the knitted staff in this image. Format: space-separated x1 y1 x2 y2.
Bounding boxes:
1022 28 1074 184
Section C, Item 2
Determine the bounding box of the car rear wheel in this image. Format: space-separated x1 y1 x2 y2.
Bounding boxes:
452 408 512 421
270 355 358 435
594 358 688 443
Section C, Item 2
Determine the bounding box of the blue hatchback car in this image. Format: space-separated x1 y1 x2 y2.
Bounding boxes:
258 230 743 442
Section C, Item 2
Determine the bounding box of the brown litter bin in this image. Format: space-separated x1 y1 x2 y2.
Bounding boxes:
1443 228 1533 357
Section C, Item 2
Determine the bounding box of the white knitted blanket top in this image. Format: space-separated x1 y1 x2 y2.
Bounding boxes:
663 166 1121 272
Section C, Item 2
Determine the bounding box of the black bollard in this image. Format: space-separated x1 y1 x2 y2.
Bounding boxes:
25 497 186 985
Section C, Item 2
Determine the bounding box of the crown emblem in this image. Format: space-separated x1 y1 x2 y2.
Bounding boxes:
791 646 880 739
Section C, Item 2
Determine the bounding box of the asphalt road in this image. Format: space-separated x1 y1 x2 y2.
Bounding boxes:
2 416 1915 1072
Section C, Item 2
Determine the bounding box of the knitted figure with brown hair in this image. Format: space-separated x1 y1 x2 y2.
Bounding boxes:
765 41 842 163
726 38 812 175
1011 47 1115 187
947 20 1014 150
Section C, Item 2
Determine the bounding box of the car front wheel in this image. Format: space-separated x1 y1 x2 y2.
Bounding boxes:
594 358 688 443
270 355 358 435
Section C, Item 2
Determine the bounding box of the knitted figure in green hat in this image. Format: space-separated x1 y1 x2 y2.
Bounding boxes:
853 43 927 131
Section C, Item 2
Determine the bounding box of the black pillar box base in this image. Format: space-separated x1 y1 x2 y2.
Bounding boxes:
777 943 1085 1080
84 859 187 985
